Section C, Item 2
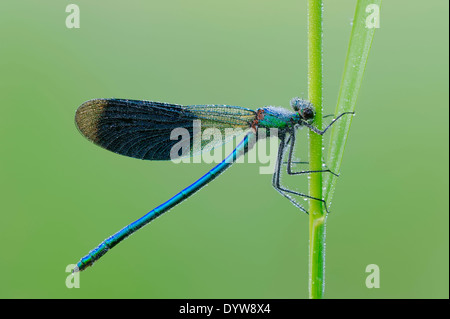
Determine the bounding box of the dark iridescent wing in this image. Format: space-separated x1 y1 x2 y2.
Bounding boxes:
75 98 256 160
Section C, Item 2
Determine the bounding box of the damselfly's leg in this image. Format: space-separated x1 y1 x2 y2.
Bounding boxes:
272 113 354 213
271 134 309 214
303 111 355 136
285 131 339 177
284 160 337 172
272 133 330 214
282 136 308 164
288 111 355 173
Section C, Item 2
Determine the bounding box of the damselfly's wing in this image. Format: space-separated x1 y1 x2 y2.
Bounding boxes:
75 99 256 160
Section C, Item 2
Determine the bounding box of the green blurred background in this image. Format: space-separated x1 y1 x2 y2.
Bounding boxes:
0 0 448 298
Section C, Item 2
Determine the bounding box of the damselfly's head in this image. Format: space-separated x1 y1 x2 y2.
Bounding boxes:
290 97 315 124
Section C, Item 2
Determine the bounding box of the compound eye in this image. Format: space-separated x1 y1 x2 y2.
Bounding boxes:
302 107 315 120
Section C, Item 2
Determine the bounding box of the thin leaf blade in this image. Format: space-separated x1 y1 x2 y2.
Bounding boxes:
324 0 381 205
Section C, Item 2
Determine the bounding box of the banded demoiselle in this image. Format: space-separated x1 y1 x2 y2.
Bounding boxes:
73 97 351 272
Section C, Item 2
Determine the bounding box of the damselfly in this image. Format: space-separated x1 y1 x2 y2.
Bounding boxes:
73 97 351 272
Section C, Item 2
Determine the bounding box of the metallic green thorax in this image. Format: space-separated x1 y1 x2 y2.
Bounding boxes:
258 106 301 131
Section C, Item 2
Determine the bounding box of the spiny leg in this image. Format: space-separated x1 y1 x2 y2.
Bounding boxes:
271 134 309 214
283 161 309 165
303 111 355 136
286 130 339 177
288 111 355 174
274 112 354 213
274 172 331 215
282 113 355 212
272 131 329 215
283 135 306 165
284 161 337 173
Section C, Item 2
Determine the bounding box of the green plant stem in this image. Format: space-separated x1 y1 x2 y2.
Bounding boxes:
307 0 325 299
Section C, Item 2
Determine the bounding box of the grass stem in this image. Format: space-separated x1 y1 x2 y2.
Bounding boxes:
307 0 325 299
